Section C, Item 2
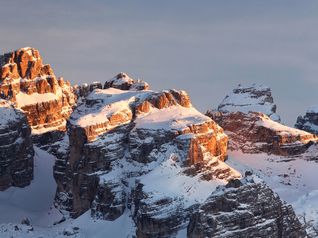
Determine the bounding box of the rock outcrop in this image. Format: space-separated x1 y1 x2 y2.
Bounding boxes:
53 83 241 237
104 72 149 91
0 100 34 191
0 47 76 133
295 105 318 136
209 111 318 155
187 175 307 238
207 84 281 123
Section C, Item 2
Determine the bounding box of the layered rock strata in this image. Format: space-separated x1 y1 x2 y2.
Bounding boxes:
0 101 34 191
187 175 307 238
0 47 76 133
53 85 241 237
209 111 318 155
207 84 281 123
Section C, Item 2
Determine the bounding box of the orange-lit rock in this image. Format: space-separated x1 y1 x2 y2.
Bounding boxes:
209 111 318 155
0 47 76 132
135 100 150 115
55 87 240 220
170 89 191 108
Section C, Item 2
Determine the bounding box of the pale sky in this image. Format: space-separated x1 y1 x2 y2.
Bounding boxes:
1 0 318 126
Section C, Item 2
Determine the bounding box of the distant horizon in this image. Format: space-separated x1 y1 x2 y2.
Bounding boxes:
2 1 318 126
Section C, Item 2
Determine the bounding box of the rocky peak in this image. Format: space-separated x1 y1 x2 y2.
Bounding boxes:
208 84 281 123
0 47 76 133
104 72 149 91
295 105 318 136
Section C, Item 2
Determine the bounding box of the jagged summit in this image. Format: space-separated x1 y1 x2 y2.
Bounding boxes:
295 105 318 136
104 72 149 91
0 47 76 133
208 84 281 123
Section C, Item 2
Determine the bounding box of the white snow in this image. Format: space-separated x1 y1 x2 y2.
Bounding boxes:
134 106 210 131
307 105 318 113
0 102 20 129
16 92 59 107
0 147 61 226
226 150 318 235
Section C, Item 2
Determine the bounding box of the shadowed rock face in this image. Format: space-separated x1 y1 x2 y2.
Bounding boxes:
0 102 34 191
295 106 318 136
187 176 307 238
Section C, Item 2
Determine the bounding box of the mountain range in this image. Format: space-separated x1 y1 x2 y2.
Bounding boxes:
1 47 318 237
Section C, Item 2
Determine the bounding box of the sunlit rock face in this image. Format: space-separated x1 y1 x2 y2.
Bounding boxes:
53 80 241 237
295 105 318 136
187 175 307 238
207 84 281 123
0 47 76 133
0 101 34 191
208 111 318 155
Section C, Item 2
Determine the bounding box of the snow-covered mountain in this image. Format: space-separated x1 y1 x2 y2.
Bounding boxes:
207 83 318 237
0 48 317 237
207 84 281 123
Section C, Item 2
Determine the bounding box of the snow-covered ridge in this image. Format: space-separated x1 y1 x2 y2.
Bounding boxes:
16 92 60 107
68 87 207 143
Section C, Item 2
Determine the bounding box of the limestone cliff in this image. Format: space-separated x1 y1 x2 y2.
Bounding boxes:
208 111 318 155
0 47 76 133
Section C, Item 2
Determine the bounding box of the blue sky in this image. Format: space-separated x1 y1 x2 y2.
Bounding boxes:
1 0 318 126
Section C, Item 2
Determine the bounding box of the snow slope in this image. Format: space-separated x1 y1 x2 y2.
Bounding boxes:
226 149 318 236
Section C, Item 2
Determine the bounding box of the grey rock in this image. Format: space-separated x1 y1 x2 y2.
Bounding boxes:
187 176 307 238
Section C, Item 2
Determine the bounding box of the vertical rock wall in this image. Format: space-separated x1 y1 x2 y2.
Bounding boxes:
0 102 34 191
